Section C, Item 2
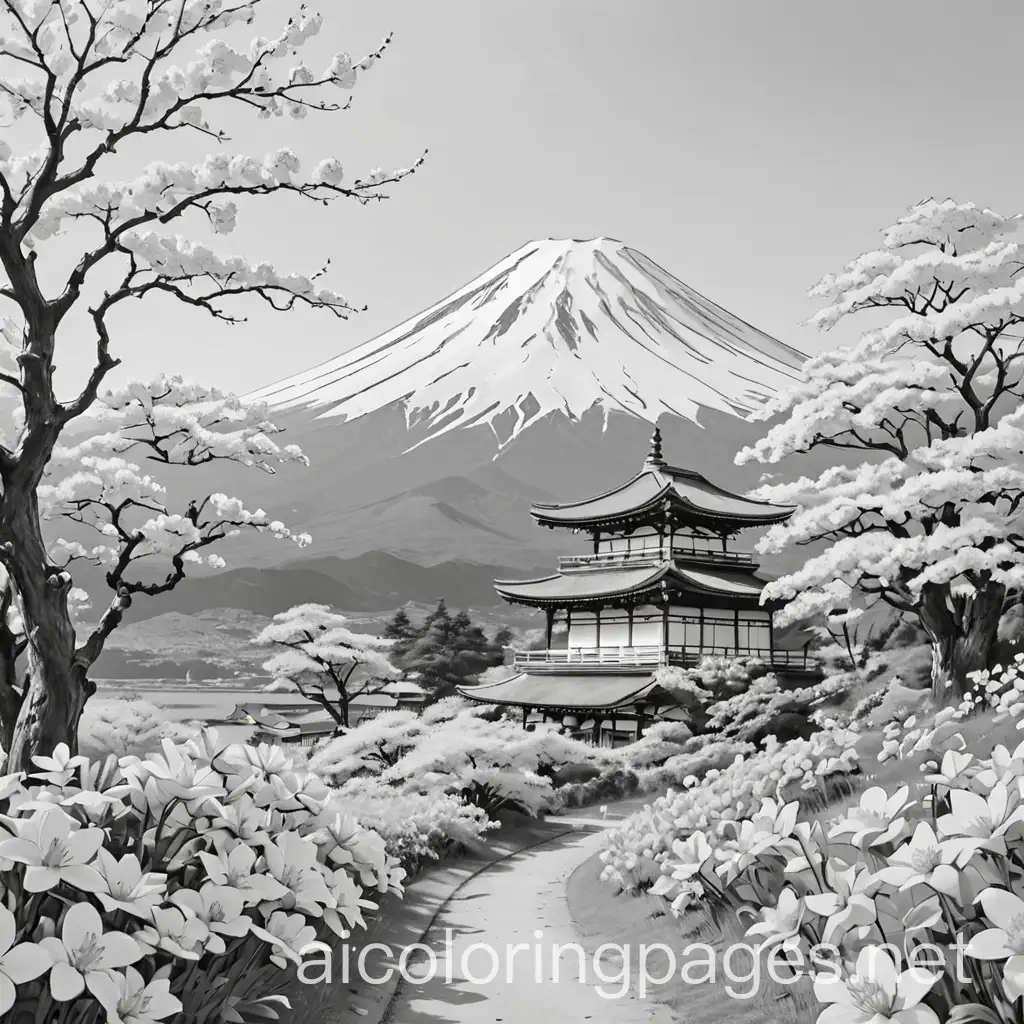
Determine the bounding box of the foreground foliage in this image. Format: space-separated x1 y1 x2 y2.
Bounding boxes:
0 731 403 1024
602 657 1024 1023
0 0 421 767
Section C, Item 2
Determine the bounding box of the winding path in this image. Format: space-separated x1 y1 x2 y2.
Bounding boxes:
381 820 672 1024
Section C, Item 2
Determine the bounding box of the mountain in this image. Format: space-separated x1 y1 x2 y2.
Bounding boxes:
216 237 827 574
97 237 835 622
113 552 554 622
247 237 807 449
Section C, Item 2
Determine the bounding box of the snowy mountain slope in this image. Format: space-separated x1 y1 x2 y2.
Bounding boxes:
247 237 807 448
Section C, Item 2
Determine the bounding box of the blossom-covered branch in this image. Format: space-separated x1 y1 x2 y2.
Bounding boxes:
737 199 1024 700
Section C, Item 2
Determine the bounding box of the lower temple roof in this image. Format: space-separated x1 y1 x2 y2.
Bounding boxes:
457 672 660 710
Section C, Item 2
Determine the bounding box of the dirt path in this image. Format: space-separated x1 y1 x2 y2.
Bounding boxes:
382 824 671 1024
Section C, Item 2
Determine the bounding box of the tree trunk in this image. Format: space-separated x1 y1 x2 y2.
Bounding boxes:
918 580 1005 704
2 501 88 771
0 653 21 756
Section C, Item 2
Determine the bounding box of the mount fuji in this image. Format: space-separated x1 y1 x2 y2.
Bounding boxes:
121 237 826 623
247 237 807 450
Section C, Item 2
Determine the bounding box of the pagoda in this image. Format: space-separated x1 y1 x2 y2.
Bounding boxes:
458 427 817 746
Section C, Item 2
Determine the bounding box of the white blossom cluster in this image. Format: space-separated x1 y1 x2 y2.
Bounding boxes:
736 199 1024 627
0 730 404 1023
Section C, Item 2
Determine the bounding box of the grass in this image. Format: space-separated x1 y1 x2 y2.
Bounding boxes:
567 705 1024 1024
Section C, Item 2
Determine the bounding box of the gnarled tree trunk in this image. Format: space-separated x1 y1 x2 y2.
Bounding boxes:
918 579 1005 704
0 584 25 755
1 497 89 772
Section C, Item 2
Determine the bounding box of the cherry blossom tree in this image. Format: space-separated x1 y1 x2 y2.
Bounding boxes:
255 603 398 730
0 0 422 767
738 199 1024 702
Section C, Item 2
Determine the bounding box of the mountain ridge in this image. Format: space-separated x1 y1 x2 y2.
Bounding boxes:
246 237 808 450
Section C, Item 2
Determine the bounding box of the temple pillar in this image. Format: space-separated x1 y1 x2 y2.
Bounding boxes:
545 608 555 648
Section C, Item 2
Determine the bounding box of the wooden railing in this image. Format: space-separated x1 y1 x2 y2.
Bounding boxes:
513 645 818 671
557 546 754 570
514 645 667 667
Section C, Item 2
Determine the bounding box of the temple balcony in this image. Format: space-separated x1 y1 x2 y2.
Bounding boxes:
557 545 755 571
512 645 818 674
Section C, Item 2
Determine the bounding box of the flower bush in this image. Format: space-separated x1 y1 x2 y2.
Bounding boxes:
311 701 613 817
78 697 196 760
334 777 498 873
0 731 404 1023
603 691 1024 1024
599 726 861 896
654 655 856 746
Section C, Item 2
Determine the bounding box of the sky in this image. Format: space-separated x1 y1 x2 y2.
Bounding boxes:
27 0 1024 396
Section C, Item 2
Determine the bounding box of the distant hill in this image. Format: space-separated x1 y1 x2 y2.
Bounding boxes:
112 552 553 624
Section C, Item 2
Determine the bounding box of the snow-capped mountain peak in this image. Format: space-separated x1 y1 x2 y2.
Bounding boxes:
247 237 807 449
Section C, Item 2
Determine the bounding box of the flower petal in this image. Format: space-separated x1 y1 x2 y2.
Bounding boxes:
966 928 1015 960
61 902 104 948
0 942 52 984
96 932 144 970
48 962 84 1002
977 887 1024 931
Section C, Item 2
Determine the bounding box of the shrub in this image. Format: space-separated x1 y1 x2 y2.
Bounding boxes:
312 703 612 817
598 725 861 894
78 697 196 759
0 732 404 1024
621 692 1024 1024
334 777 498 874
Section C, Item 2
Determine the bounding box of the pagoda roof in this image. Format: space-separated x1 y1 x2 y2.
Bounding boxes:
493 562 768 607
457 672 661 710
529 462 794 530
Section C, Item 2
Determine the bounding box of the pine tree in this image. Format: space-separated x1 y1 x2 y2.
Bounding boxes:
396 604 509 701
382 607 419 660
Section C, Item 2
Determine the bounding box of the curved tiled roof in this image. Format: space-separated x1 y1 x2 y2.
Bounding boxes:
493 562 769 606
530 464 794 529
494 564 669 603
457 673 660 710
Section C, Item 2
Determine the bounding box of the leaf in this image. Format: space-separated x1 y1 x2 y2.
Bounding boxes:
948 1004 1005 1024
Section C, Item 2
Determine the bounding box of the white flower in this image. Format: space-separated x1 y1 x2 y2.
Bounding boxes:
198 840 289 905
171 883 251 940
805 864 879 946
813 946 939 1024
0 905 51 1014
94 850 167 920
745 888 806 952
936 783 1024 865
714 818 777 883
0 808 105 892
259 832 335 916
873 822 960 901
249 911 317 969
829 786 914 849
39 903 143 1002
29 743 88 785
965 888 1024 1001
89 965 182 1024
667 831 712 881
132 907 211 961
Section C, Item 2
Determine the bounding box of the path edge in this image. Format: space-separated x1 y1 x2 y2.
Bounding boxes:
312 818 599 1024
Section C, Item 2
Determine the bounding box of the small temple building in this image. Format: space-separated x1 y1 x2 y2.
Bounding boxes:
458 427 817 746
